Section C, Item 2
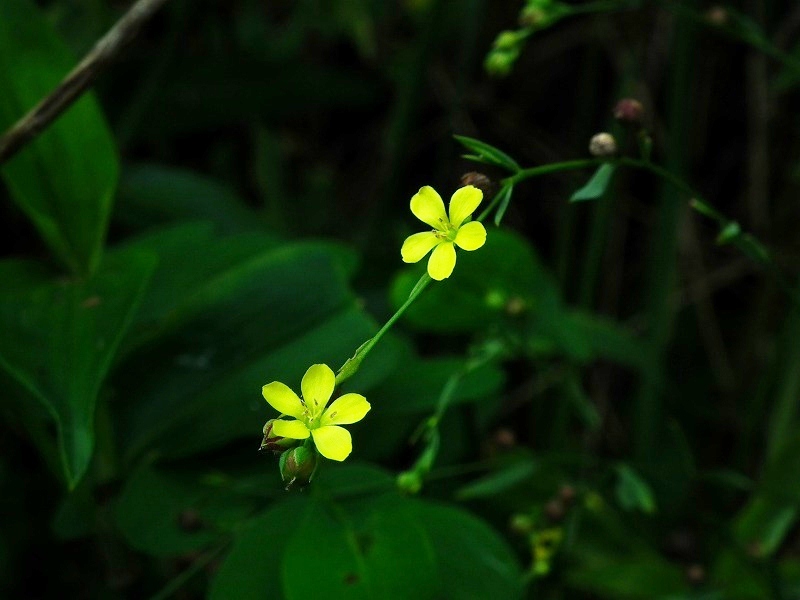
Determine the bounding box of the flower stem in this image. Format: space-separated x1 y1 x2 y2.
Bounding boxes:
499 155 800 307
335 273 432 386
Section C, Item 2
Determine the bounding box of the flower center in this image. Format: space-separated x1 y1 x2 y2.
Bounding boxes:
433 223 458 242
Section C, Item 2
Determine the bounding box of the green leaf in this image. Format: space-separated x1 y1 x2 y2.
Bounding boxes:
456 458 538 500
111 233 381 461
493 185 514 226
212 467 437 600
453 135 520 172
413 500 524 599
209 499 306 600
390 229 561 334
116 164 265 234
0 249 156 487
0 0 118 275
570 163 616 202
614 465 657 514
115 463 265 557
716 221 741 244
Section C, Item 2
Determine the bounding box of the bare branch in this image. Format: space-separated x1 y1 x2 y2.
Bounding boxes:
0 0 171 165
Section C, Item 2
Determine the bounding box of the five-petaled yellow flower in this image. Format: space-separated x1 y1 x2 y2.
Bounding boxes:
262 364 370 461
401 185 487 280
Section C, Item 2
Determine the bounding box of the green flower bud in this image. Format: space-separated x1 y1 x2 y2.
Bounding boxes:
494 30 523 51
279 445 318 490
485 49 518 77
396 470 423 495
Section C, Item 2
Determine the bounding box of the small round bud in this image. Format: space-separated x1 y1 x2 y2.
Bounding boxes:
177 509 203 532
612 98 644 126
260 419 298 454
485 49 518 77
705 6 728 26
460 172 494 199
509 513 534 535
279 445 318 490
589 132 617 157
686 564 705 585
493 428 516 449
519 7 548 27
558 484 576 506
544 499 565 523
505 296 527 316
396 470 422 495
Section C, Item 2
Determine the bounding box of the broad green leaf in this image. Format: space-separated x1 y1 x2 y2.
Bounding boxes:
413 500 524 599
282 494 436 599
115 463 269 557
0 0 118 275
390 229 560 333
0 250 156 487
570 163 616 202
211 467 435 600
116 164 264 234
210 499 307 600
454 135 520 171
111 235 385 461
565 310 654 374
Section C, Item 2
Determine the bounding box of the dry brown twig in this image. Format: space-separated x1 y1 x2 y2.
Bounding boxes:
0 0 171 165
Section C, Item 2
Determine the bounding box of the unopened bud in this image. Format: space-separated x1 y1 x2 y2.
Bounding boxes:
494 30 523 51
485 49 518 77
396 470 422 495
460 172 494 199
558 484 576 506
505 296 527 316
589 132 617 157
279 445 318 490
613 98 644 126
509 513 534 535
519 7 548 27
260 419 298 454
544 499 566 523
493 428 516 448
706 6 727 26
686 564 706 585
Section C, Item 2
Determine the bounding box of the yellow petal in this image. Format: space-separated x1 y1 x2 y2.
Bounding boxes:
448 185 483 228
262 382 305 419
301 364 335 415
401 232 440 263
271 419 311 439
454 221 487 251
311 426 352 461
410 186 448 229
427 241 456 280
320 393 371 426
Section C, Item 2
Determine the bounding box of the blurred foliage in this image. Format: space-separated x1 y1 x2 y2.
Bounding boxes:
2 0 800 598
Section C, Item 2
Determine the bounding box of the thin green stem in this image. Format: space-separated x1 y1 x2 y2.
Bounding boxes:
497 155 799 307
335 274 431 386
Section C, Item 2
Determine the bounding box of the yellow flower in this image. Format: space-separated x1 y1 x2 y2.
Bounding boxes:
261 364 370 461
401 185 487 280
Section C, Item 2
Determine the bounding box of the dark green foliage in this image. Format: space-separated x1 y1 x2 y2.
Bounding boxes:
2 0 800 598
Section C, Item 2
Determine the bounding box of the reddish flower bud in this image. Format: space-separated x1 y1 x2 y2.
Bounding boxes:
612 98 644 126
